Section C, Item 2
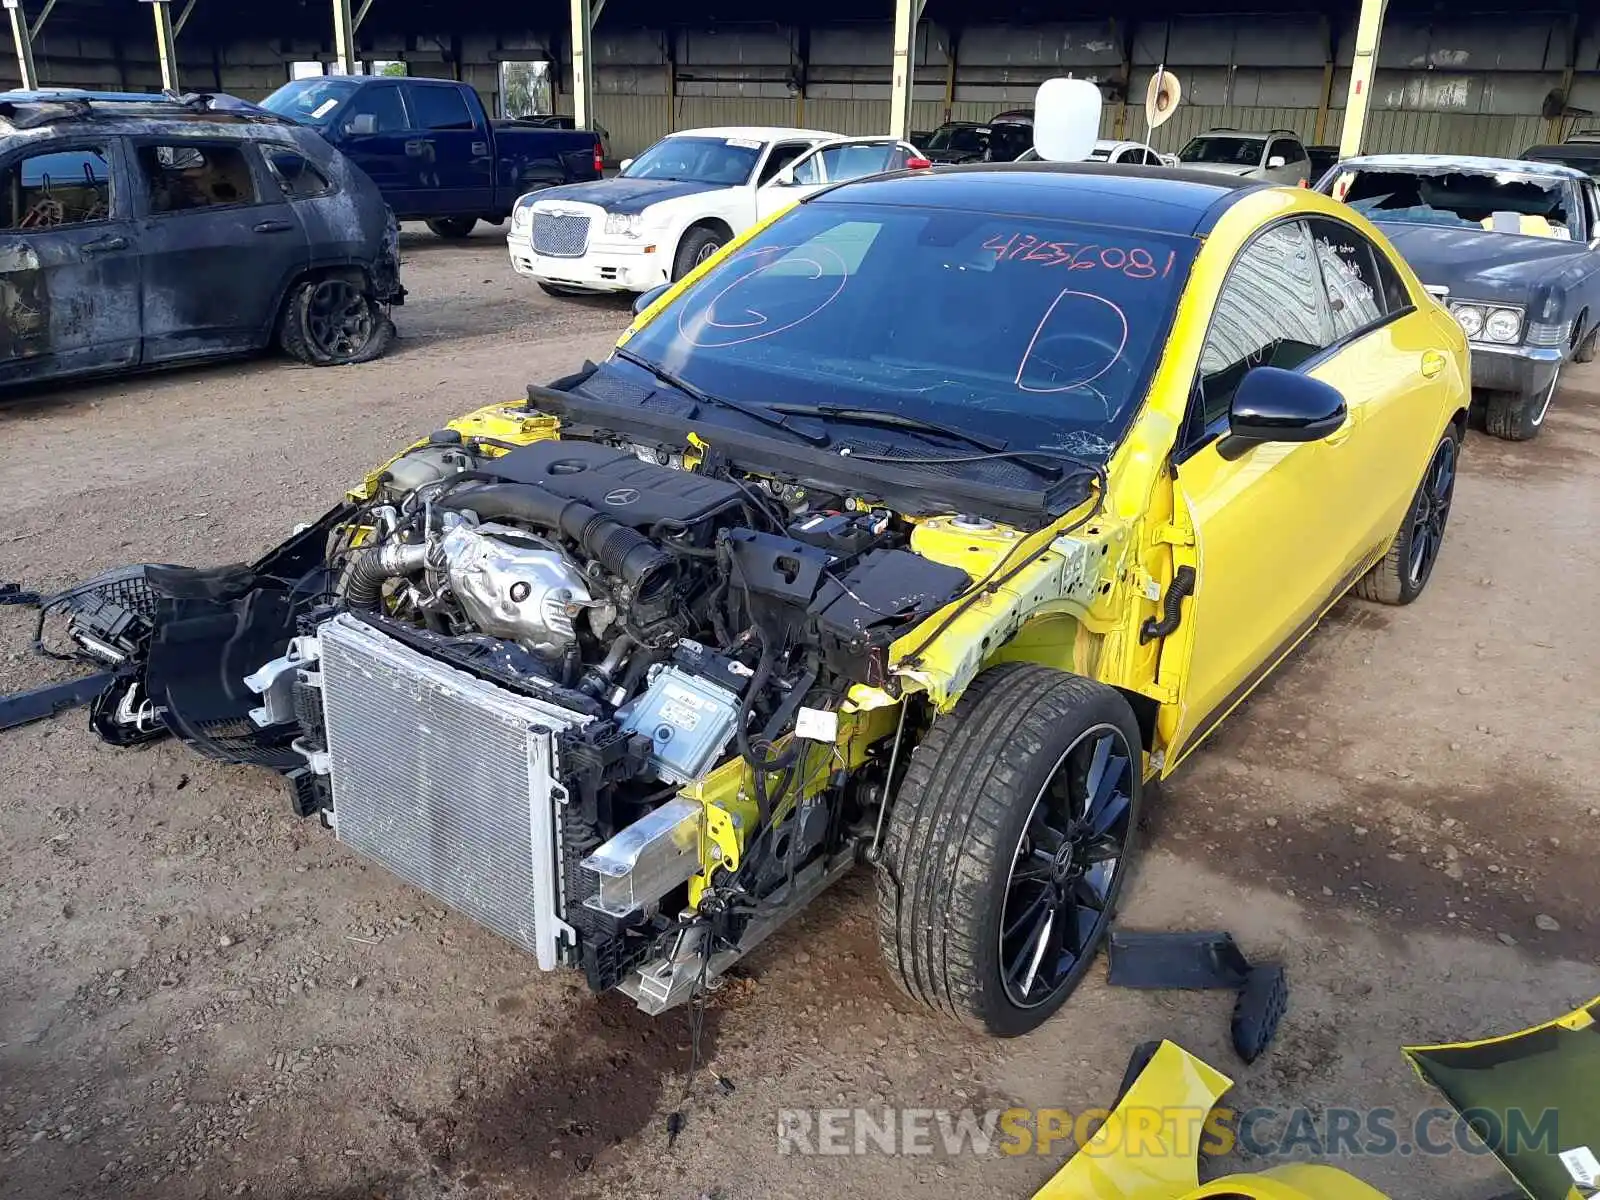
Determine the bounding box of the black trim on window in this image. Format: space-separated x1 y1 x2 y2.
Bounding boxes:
1175 212 1417 464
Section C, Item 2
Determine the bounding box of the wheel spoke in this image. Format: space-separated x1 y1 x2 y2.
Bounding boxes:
1086 779 1130 840
1081 734 1112 814
1002 884 1052 941
1073 873 1108 913
1082 833 1125 864
1010 860 1054 884
1005 903 1053 987
1028 810 1066 854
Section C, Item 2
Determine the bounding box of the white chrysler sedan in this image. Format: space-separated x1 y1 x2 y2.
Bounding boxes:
507 126 847 295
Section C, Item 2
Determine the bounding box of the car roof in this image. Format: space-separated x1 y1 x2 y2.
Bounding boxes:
0 89 301 139
817 162 1260 236
670 126 836 142
1523 143 1600 162
1338 152 1587 180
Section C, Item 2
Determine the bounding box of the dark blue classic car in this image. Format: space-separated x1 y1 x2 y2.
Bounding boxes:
1318 154 1600 441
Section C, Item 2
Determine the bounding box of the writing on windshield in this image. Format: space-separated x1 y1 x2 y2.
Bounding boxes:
981 232 1178 278
621 201 1197 459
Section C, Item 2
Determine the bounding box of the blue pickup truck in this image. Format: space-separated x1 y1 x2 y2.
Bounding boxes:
259 76 603 239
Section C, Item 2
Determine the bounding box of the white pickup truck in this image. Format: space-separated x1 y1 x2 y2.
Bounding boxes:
507 127 923 295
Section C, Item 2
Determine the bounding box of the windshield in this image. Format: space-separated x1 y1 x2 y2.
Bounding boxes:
1178 136 1263 167
926 125 987 153
623 135 762 185
1334 168 1577 239
619 200 1195 459
260 78 361 125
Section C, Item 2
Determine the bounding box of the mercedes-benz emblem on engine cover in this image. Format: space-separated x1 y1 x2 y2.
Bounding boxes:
603 488 640 507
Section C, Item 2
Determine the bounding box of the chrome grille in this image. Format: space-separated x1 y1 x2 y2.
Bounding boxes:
531 211 590 258
314 614 587 969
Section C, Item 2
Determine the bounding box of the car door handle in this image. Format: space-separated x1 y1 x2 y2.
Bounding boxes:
1421 349 1447 378
81 235 128 256
253 220 295 234
470 141 489 156
404 139 428 157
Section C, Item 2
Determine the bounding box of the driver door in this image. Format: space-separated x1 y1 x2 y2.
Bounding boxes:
1162 219 1370 770
331 84 413 213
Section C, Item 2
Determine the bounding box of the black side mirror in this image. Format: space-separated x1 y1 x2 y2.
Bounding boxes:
632 284 670 316
1217 366 1347 461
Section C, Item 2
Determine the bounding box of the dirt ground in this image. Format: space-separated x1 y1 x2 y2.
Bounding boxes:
2 225 1597 1200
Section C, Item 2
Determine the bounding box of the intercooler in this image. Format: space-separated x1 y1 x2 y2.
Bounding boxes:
310 614 589 969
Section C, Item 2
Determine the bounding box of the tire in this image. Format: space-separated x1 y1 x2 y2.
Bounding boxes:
875 663 1144 1037
1484 368 1558 442
1354 427 1459 606
425 217 477 239
671 226 727 281
277 276 395 367
1574 325 1598 365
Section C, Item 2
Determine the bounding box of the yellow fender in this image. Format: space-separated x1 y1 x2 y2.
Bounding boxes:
1033 1041 1391 1200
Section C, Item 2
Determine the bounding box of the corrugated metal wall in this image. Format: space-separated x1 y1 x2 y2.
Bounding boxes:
459 15 1594 161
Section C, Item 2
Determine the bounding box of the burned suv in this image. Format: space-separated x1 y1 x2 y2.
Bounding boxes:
0 89 403 389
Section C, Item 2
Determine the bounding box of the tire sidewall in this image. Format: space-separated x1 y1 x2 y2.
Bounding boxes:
971 690 1144 1036
672 228 726 281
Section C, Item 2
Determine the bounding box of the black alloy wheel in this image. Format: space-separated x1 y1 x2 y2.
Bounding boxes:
999 724 1135 1009
876 664 1145 1036
1405 433 1456 591
306 279 375 360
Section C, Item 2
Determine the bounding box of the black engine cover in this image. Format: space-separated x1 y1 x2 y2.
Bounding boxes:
484 439 743 531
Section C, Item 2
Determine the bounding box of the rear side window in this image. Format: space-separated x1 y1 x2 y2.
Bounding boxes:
1306 218 1389 339
816 142 904 183
265 149 333 199
1197 220 1329 428
1308 217 1412 322
0 145 113 229
137 143 258 213
406 85 475 131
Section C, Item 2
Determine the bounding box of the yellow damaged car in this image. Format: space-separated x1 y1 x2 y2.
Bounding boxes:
57 140 1468 1038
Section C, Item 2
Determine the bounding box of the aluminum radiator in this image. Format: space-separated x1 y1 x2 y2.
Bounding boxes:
311 614 588 969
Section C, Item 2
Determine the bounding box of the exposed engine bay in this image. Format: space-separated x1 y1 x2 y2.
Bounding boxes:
43 420 982 1010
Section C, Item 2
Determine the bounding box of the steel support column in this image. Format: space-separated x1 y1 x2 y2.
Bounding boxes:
570 0 596 131
151 0 179 92
941 26 958 125
1313 15 1335 145
3 0 39 91
332 0 358 76
888 0 925 139
1339 0 1387 159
